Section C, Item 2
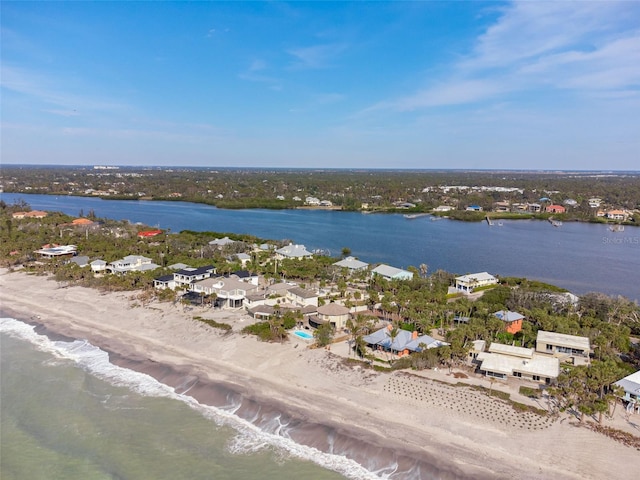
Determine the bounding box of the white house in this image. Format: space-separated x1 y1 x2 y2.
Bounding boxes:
535 331 591 365
454 272 498 293
192 276 259 309
173 265 216 288
90 259 107 273
108 255 160 274
371 264 414 281
476 343 559 384
614 370 640 415
286 286 319 308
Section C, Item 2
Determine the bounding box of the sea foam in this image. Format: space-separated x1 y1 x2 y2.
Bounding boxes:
1 317 408 480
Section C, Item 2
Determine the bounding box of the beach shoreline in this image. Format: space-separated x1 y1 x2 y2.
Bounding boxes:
1 269 638 479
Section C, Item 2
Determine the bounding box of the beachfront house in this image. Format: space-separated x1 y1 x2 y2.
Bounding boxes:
614 370 640 415
107 255 160 274
173 265 216 288
191 275 258 309
309 303 350 330
493 310 524 334
371 264 414 281
454 272 498 293
90 259 107 273
68 255 90 268
34 244 78 259
286 286 319 308
275 244 314 260
535 331 591 365
476 343 559 384
363 325 449 357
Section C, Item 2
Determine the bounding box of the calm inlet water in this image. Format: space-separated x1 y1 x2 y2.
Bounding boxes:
2 193 638 299
0 318 360 480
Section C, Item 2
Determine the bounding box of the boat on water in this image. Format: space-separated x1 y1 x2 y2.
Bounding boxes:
548 217 562 227
485 216 495 226
609 224 625 232
403 213 429 219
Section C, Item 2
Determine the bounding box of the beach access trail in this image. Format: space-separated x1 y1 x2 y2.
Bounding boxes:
1 269 638 480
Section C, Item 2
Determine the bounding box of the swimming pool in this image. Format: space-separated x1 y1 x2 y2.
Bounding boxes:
293 330 314 340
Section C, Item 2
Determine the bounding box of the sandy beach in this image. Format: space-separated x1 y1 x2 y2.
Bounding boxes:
1 269 638 480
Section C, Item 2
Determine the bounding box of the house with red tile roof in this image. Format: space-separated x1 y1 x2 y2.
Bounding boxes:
546 204 566 214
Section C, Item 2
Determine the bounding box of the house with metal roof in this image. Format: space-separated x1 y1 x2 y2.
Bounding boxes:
371 264 413 281
476 343 559 384
275 244 314 260
333 256 369 272
493 310 524 334
363 326 449 356
209 236 236 248
614 370 640 415
536 331 591 365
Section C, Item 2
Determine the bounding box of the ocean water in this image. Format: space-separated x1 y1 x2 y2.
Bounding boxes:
0 317 362 480
1 317 457 480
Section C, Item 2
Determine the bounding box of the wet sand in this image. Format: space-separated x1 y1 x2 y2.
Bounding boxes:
1 269 638 479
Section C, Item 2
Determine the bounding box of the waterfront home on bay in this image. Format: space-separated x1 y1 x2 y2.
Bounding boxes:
371 264 414 281
476 343 559 384
333 256 369 273
454 272 498 293
535 331 591 365
275 244 314 260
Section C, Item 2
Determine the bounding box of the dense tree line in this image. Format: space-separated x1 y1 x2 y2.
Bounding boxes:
2 166 639 221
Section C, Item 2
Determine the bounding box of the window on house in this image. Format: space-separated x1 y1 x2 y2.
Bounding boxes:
533 375 541 381
546 344 553 351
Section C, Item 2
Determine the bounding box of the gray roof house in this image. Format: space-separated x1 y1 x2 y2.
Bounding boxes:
90 259 107 272
476 343 559 384
536 331 591 365
371 264 413 281
275 244 314 260
209 236 236 247
333 256 369 272
363 326 448 355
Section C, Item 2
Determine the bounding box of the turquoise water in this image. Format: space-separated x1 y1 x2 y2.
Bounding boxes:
293 330 314 340
0 317 361 480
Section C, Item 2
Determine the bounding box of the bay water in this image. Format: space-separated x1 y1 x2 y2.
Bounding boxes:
1 193 638 299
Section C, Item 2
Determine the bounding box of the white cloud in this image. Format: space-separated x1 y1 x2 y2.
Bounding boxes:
1 64 127 112
287 43 347 69
366 1 640 112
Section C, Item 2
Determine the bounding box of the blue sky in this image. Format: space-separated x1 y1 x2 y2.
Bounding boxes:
2 1 639 170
